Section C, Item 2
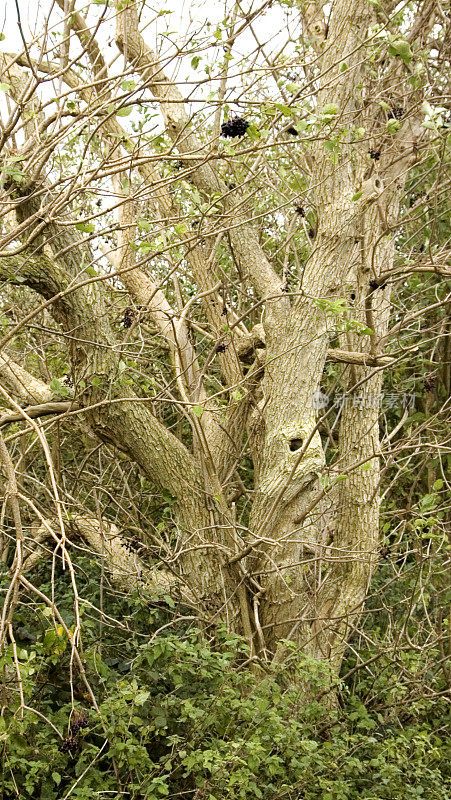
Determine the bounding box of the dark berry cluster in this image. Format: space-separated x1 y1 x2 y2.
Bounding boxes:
123 537 143 555
409 190 426 208
368 149 381 160
123 307 134 328
295 205 305 217
286 126 298 136
59 736 78 754
388 105 404 119
59 713 88 754
62 375 73 387
221 117 249 138
215 342 226 353
369 279 387 291
70 714 88 735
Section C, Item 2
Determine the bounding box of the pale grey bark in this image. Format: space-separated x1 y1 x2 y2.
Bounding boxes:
0 0 440 681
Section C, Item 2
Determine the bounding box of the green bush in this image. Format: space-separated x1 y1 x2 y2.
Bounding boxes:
1 603 449 800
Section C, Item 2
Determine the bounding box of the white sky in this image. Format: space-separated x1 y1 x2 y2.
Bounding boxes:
0 0 297 85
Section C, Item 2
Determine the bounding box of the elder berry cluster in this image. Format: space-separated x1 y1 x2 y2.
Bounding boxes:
70 715 88 735
388 105 404 119
123 307 134 328
59 737 78 754
369 278 387 291
59 714 88 754
221 117 249 138
369 149 381 160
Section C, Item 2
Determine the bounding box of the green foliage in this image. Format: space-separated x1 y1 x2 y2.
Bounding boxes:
1 567 449 799
388 39 413 65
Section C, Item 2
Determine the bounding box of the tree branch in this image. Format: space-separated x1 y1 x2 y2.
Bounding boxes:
0 249 206 521
114 0 283 302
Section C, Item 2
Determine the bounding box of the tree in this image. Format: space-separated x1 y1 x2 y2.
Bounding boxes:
0 0 449 731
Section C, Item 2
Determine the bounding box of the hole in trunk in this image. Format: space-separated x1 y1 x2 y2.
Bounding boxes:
289 438 303 452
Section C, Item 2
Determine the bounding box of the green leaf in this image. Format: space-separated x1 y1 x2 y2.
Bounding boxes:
246 123 261 141
135 690 150 706
0 82 10 93
52 773 61 786
49 378 68 397
388 39 413 65
116 106 133 117
75 222 95 233
275 103 293 117
321 104 339 122
352 191 363 202
192 405 204 417
386 118 400 133
140 241 156 253
286 82 302 94
191 56 200 69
